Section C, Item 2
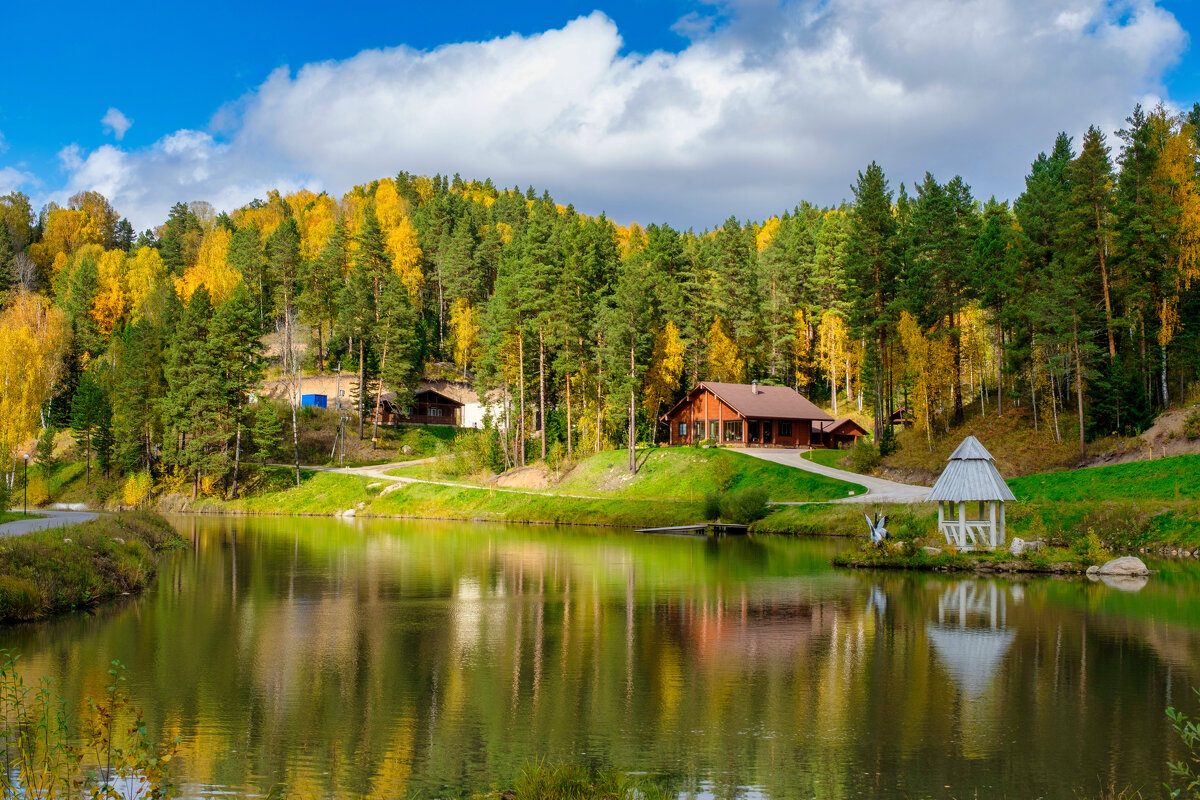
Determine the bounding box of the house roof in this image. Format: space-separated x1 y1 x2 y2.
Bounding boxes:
927 435 1016 502
812 418 868 435
379 389 464 408
663 381 833 422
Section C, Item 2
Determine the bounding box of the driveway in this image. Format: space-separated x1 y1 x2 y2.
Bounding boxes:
736 448 929 504
0 510 101 537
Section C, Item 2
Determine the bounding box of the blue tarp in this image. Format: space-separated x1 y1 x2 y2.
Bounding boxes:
300 394 327 408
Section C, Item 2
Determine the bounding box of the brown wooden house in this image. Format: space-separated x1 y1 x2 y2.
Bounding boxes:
377 389 463 426
661 381 833 447
810 418 869 449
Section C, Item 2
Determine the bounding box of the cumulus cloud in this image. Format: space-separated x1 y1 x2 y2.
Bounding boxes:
101 108 132 141
48 0 1188 230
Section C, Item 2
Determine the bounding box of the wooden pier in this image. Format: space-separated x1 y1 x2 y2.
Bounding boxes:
634 523 750 536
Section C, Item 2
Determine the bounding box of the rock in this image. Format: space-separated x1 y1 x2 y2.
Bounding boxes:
890 541 906 553
1100 574 1149 593
1095 556 1150 576
341 508 356 518
922 546 942 556
355 502 366 510
1086 565 1100 576
1008 537 1027 556
366 482 381 489
400 445 413 456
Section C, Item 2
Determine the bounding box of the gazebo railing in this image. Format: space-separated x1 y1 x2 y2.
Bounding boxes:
938 519 999 552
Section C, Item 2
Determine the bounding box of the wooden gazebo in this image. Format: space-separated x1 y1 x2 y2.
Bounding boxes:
928 436 1015 552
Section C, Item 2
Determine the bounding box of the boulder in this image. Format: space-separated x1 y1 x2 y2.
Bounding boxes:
400 445 413 456
1100 574 1149 593
922 546 942 556
1095 556 1150 576
1007 537 1027 556
1085 565 1100 576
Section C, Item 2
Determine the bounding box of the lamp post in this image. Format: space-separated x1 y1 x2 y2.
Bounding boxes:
23 454 29 515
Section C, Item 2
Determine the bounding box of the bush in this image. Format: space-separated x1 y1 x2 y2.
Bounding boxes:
1185 409 1200 441
0 576 42 621
24 477 47 508
850 441 881 472
703 493 721 521
877 423 900 457
718 487 770 524
121 471 153 508
1167 688 1200 799
711 455 736 492
1072 529 1112 566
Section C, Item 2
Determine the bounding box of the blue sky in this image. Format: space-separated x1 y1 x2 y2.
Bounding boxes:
1 0 1196 230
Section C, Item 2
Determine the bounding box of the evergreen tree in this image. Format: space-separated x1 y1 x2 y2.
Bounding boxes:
70 373 108 485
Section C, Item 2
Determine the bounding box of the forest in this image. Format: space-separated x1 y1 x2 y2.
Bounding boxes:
1 101 1199 499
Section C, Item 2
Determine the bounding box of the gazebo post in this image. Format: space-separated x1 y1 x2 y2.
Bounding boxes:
958 500 967 549
989 500 998 549
937 502 944 541
999 502 1006 543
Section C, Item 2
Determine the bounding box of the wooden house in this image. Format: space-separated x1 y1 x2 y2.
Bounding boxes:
377 389 463 426
811 418 869 449
661 381 833 447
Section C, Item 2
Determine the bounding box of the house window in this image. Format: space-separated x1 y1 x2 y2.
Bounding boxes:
779 421 793 437
430 407 443 417
695 421 705 438
723 420 742 442
709 420 719 439
678 422 687 438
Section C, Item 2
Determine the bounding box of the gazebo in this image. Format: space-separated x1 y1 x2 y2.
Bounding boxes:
928 436 1015 552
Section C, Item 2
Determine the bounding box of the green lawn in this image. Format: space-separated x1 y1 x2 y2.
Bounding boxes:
0 512 43 525
1008 453 1200 502
801 448 854 469
395 447 865 503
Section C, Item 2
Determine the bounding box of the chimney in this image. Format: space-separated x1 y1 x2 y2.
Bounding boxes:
751 380 759 394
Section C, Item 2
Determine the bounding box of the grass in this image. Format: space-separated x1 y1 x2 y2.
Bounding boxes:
473 761 675 800
396 447 866 502
800 448 854 469
0 512 43 525
832 542 1098 573
1009 452 1200 502
0 511 183 622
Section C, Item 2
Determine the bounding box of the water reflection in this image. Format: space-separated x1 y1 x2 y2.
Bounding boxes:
0 516 1196 800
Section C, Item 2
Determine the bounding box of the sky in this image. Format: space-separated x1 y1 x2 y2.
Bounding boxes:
1 0 1198 232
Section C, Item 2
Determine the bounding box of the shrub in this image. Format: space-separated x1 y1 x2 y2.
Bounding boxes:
1072 529 1112 566
877 423 900 457
719 487 770 524
121 471 153 508
703 493 721 521
156 466 190 496
711 456 736 492
1184 409 1200 441
0 481 9 513
24 477 47 508
1167 689 1200 800
850 441 881 472
0 576 42 621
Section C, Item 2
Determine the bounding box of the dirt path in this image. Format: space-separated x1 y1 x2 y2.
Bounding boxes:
736 449 929 504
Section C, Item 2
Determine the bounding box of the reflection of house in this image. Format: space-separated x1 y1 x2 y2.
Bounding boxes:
810 418 868 449
661 381 832 447
377 389 463 426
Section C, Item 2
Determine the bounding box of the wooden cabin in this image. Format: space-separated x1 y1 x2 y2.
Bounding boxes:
377 389 463 426
811 418 869 449
661 381 833 447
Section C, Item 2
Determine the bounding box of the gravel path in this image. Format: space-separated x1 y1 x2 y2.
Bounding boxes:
0 510 101 537
736 448 929 504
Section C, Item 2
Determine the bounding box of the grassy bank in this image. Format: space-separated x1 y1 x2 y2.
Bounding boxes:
0 512 43 525
0 512 183 622
832 543 1099 574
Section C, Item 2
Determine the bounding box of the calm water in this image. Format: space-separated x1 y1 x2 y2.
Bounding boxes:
3 515 1199 799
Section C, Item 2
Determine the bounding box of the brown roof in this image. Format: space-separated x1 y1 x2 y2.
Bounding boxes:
380 389 463 408
664 382 833 422
812 418 868 435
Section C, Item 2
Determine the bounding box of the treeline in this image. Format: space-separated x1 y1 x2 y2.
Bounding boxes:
2 101 1199 495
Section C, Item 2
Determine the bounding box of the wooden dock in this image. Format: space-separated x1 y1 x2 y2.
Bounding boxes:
635 523 750 536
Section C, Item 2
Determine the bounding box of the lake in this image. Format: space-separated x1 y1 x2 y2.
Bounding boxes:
3 515 1198 799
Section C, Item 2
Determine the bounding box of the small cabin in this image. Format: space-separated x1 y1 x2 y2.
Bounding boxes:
811 418 869 449
927 436 1015 551
661 381 832 447
377 389 463 426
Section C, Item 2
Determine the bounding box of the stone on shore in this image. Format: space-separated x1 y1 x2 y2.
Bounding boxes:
922 546 942 556
1095 556 1150 576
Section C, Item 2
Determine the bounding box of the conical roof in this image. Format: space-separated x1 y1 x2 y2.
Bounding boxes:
927 436 1016 503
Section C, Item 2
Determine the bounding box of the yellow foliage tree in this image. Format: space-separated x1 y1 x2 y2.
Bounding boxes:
28 208 102 270
816 312 848 415
792 307 811 387
897 311 956 448
374 179 410 232
643 321 686 420
412 176 436 204
0 293 69 462
448 298 480 373
1156 123 1200 348
293 192 338 261
175 227 241 304
756 217 781 251
232 190 287 239
90 249 128 334
706 316 746 383
386 217 424 304
495 222 514 246
125 246 166 320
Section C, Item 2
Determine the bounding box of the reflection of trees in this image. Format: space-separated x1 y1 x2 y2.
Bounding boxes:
2 518 1197 800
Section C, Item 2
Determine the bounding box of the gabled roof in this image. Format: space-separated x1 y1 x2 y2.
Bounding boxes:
379 389 464 407
812 418 869 435
927 435 1016 502
663 382 833 422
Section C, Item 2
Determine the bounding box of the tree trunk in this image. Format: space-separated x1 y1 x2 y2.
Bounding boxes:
566 373 573 459
1161 343 1169 409
231 417 242 499
316 320 324 373
596 331 603 454
518 332 526 467
995 320 1003 416
1074 319 1086 461
829 351 838 416
1096 204 1116 361
539 329 546 462
291 373 301 489
1048 356 1061 444
629 332 637 474
371 336 388 451
358 339 365 440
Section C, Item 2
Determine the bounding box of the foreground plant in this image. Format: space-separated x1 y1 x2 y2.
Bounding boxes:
0 652 177 799
1167 689 1200 799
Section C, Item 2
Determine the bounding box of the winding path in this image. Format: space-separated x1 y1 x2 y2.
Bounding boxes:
0 510 101 537
736 448 929 504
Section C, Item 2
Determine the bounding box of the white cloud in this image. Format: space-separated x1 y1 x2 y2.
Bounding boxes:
101 107 132 141
0 166 34 195
45 0 1188 231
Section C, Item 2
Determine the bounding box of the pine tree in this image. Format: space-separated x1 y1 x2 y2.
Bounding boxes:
70 373 107 486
